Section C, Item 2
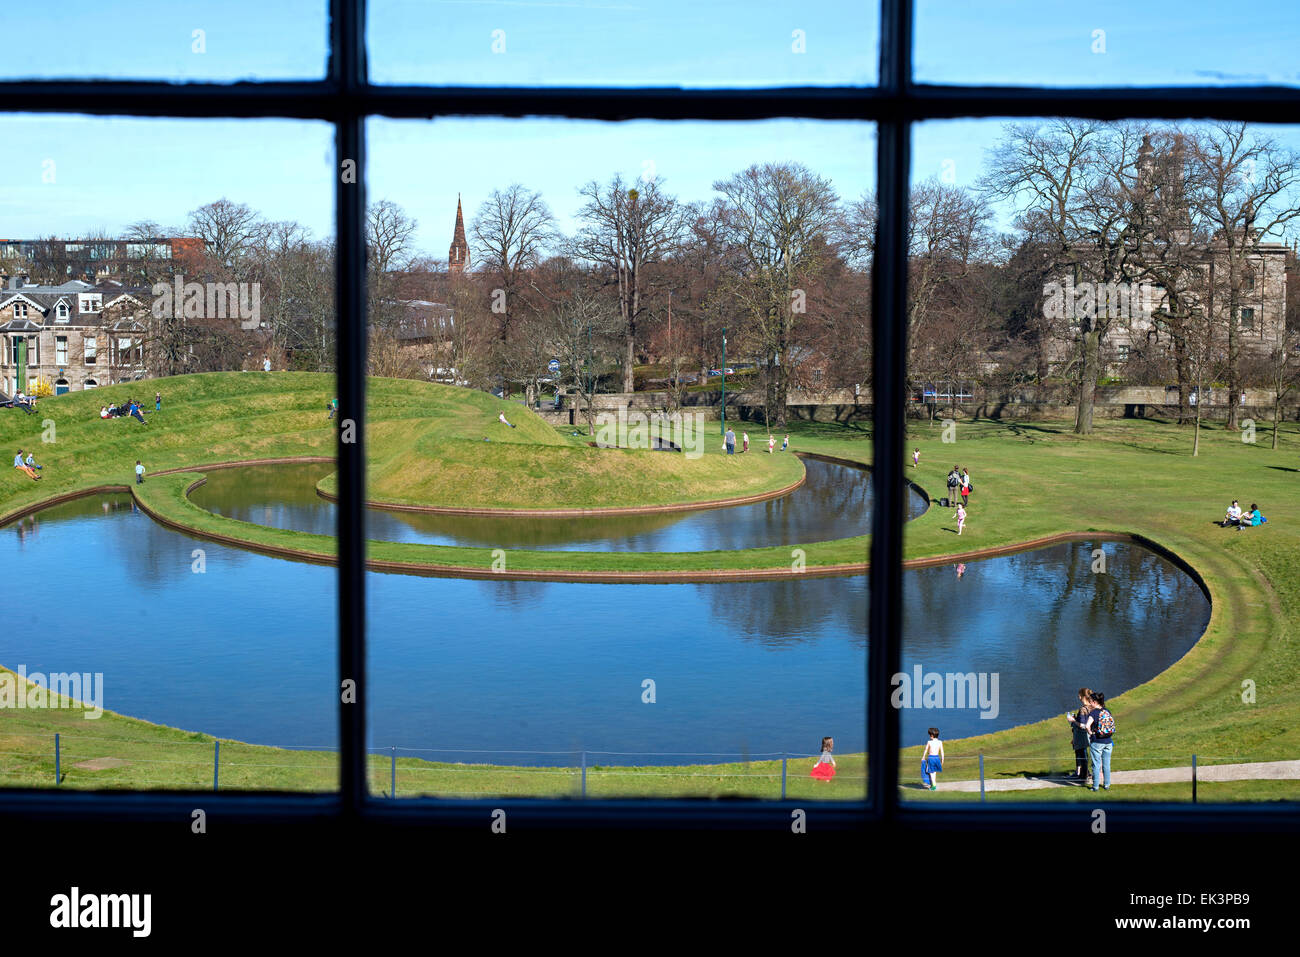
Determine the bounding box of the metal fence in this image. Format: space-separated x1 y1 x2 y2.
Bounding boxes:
6 733 1295 802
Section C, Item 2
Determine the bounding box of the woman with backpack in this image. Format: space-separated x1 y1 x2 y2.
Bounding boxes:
1066 687 1094 783
1082 691 1115 791
946 466 961 505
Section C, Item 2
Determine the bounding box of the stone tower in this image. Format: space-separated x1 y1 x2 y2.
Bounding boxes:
449 195 469 275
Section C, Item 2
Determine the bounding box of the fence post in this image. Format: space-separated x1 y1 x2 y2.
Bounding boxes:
979 751 985 802
213 740 220 791
391 747 397 799
581 751 587 798
1192 754 1197 804
55 733 60 786
781 754 788 800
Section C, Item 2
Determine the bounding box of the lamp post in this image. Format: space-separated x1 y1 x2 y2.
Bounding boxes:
720 327 727 436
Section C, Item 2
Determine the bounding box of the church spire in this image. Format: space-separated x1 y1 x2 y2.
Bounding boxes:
449 194 469 275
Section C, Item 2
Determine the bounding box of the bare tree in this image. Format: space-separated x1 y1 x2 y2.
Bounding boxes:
544 286 620 435
712 162 841 428
575 174 690 393
1185 123 1300 430
366 200 418 332
186 198 266 275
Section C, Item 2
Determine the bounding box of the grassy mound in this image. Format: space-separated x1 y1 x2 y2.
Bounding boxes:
0 372 801 518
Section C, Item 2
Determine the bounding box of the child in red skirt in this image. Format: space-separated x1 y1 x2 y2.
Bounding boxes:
810 736 836 781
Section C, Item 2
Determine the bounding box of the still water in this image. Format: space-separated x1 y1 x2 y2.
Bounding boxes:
189 458 927 551
0 489 1208 765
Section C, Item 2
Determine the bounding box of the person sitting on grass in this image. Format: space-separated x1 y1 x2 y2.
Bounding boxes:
498 411 516 429
13 449 39 481
100 405 110 419
129 400 148 424
1237 503 1266 531
25 452 42 471
1222 500 1243 527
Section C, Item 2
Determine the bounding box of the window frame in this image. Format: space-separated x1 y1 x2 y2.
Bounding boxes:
1 0 1298 833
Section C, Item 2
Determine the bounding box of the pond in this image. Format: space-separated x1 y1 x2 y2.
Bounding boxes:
0 489 1209 769
188 457 927 552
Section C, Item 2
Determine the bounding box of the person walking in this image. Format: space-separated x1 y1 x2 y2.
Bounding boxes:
155 391 162 412
921 727 944 790
912 448 921 469
742 431 749 453
768 434 776 454
135 460 146 485
953 501 967 535
781 434 789 452
960 467 971 507
724 427 736 455
1066 688 1094 783
262 355 272 372
1083 691 1115 791
328 397 339 420
809 736 836 782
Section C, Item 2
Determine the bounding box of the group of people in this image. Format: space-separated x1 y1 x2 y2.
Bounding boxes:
944 464 973 505
807 729 947 792
1066 688 1117 790
12 448 42 481
100 394 157 424
12 390 37 411
944 464 973 535
723 427 789 455
1220 500 1267 531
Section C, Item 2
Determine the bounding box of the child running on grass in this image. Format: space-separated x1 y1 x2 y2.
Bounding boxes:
810 736 836 782
768 434 776 454
921 728 944 790
912 448 920 468
135 460 146 485
954 501 967 535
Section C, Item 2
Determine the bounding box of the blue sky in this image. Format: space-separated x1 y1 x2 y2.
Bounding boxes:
3 2 1300 256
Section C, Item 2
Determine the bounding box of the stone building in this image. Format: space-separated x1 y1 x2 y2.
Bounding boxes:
0 277 150 394
1045 134 1291 375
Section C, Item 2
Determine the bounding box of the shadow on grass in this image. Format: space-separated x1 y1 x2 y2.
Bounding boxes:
1265 465 1299 473
1004 423 1066 439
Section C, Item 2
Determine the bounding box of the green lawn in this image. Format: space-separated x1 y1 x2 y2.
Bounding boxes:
788 415 1300 792
3 378 1299 801
0 372 800 523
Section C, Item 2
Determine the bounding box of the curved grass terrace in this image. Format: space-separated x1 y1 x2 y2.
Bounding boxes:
1 372 1298 799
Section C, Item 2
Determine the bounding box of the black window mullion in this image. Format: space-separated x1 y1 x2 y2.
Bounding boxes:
332 0 368 818
867 0 912 819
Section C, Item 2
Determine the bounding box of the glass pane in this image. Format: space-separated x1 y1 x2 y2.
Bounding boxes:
0 1 327 80
369 0 878 87
363 116 874 801
901 117 1300 805
0 115 338 793
916 0 1300 87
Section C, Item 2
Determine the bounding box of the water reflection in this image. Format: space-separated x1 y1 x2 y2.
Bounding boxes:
189 458 925 552
0 495 1209 763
